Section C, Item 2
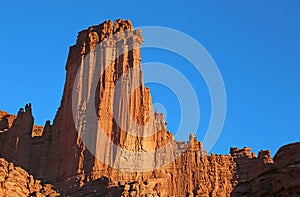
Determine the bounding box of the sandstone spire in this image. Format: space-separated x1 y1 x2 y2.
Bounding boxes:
0 19 299 196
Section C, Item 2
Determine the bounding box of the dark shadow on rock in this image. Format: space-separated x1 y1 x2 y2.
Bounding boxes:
66 176 123 197
0 115 9 131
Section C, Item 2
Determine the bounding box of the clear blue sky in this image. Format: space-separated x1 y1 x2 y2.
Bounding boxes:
1 1 299 155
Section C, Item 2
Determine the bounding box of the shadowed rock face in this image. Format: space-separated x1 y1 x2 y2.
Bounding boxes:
0 157 59 197
0 19 299 197
231 143 300 197
0 111 16 132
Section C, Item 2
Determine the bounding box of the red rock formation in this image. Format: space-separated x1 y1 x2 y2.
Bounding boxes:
0 19 299 197
0 157 59 197
0 110 16 132
231 142 300 196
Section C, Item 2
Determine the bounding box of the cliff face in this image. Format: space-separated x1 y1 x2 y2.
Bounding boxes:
0 19 299 197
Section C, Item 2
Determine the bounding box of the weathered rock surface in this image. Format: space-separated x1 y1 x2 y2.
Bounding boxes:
0 157 59 197
0 19 299 196
231 142 300 197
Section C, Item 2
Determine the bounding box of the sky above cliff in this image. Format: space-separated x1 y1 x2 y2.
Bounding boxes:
0 1 299 155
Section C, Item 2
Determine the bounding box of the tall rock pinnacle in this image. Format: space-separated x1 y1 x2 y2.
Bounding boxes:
0 19 299 196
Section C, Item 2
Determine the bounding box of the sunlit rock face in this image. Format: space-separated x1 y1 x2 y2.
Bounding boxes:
0 19 299 197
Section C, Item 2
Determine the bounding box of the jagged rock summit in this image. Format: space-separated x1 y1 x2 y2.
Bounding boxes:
0 19 299 196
